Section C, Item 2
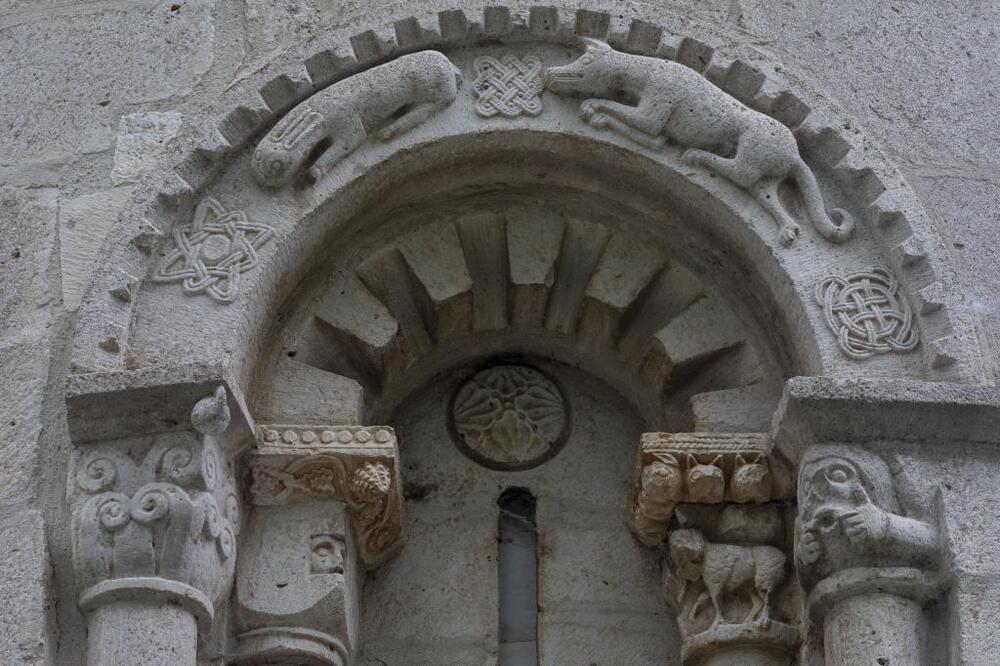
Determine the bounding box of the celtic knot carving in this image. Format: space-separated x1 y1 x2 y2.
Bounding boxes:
451 365 568 470
815 267 919 359
152 197 275 303
473 54 544 118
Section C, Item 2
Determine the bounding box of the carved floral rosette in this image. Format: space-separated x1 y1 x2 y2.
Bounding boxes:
249 425 404 568
628 432 794 546
69 433 240 627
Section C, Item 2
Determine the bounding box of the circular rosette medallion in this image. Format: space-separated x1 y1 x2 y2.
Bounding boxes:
450 365 569 470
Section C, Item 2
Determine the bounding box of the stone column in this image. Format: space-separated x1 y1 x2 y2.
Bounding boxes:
236 424 404 664
69 386 241 665
628 433 799 666
794 445 943 666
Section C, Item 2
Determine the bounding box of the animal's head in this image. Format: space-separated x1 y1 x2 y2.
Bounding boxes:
685 454 725 503
641 455 682 500
668 529 706 581
543 38 619 95
251 141 304 188
638 455 683 519
731 453 772 502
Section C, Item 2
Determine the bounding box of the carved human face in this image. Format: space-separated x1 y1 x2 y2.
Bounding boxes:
543 41 616 95
309 534 345 574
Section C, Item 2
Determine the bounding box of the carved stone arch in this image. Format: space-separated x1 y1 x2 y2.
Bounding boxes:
61 3 996 665
70 2 984 385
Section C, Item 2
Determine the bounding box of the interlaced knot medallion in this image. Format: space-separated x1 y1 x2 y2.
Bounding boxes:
152 198 275 303
473 54 544 118
815 267 919 359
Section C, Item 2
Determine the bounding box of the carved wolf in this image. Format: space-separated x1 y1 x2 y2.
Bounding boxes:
252 50 462 187
669 528 785 630
544 39 854 246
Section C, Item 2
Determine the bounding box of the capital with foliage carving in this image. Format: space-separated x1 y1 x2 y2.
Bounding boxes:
69 387 241 629
249 425 404 568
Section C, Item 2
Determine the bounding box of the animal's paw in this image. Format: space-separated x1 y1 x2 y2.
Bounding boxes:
580 99 603 121
680 149 699 165
589 112 610 129
779 224 800 247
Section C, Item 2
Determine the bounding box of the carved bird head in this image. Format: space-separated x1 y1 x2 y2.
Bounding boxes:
191 385 230 436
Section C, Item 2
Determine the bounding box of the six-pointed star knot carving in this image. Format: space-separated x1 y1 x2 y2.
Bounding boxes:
152 198 275 303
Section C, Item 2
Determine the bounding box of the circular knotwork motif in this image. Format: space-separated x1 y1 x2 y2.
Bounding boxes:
450 365 568 470
473 55 544 118
815 267 918 359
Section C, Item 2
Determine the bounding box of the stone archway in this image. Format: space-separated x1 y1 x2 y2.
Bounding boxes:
62 3 996 665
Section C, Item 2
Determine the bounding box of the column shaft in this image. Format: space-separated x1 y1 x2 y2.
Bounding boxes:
87 601 197 666
824 593 924 666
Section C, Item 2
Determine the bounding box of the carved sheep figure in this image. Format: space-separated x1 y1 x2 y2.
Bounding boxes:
544 39 854 246
668 528 785 630
252 50 462 187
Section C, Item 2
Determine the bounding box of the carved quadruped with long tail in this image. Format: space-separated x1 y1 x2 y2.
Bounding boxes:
544 39 854 246
252 50 462 188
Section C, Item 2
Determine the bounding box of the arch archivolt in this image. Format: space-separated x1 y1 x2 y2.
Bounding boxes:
61 3 989 664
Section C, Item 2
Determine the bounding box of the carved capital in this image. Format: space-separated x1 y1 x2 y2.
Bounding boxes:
664 526 799 665
795 445 941 599
69 387 241 628
628 432 794 546
249 425 404 568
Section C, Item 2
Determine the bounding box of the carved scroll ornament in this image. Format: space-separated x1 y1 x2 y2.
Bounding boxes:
249 425 404 568
69 387 239 627
543 38 854 247
628 432 793 546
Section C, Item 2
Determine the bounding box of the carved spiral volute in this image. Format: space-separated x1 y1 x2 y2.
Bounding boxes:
70 428 240 608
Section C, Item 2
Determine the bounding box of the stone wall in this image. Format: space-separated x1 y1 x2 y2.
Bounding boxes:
1 1 998 664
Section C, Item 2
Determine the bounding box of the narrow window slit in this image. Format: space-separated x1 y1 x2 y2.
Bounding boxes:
497 487 538 665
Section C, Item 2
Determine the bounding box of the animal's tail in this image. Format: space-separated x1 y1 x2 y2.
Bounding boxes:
791 159 854 243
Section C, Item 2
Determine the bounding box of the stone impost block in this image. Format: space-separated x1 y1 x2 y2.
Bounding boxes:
250 425 405 569
627 432 794 547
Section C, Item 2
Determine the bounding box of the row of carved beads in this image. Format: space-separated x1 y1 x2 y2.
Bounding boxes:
260 426 394 446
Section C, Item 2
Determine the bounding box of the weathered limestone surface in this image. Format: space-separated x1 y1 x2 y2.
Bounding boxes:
1 1 999 664
0 508 54 664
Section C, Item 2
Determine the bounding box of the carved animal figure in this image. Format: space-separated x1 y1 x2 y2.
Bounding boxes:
544 39 854 246
730 453 772 503
633 454 683 541
685 454 724 503
669 528 785 630
252 51 462 187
